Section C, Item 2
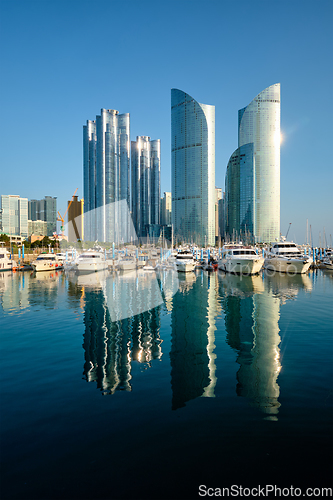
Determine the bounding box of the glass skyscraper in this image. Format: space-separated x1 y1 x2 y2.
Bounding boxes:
83 109 130 242
131 136 161 238
227 83 280 244
171 89 215 247
225 143 254 241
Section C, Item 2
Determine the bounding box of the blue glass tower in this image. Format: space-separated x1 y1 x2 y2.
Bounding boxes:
131 136 161 238
171 89 215 246
83 109 130 242
225 84 280 243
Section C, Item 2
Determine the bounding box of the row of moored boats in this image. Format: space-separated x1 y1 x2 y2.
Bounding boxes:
175 241 333 275
1 241 332 275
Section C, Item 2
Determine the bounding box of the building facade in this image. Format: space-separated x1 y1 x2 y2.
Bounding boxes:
225 143 254 242
131 136 161 238
161 191 171 226
28 196 57 236
171 89 215 246
237 83 280 243
67 196 84 242
0 195 28 238
83 109 130 242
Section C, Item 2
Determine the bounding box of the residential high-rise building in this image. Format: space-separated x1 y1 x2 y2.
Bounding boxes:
225 84 280 243
171 89 215 246
0 195 28 238
131 136 161 238
28 196 57 236
83 109 130 242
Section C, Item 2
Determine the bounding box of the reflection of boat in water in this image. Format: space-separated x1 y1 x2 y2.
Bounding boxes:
31 270 61 282
218 271 264 297
218 244 264 275
177 271 196 292
263 269 312 301
264 241 312 274
67 269 110 288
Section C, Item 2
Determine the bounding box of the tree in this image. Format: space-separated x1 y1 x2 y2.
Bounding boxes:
0 234 10 244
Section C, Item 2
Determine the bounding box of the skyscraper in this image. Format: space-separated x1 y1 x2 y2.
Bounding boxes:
225 84 280 243
171 89 215 246
131 136 161 238
28 196 57 236
83 109 130 242
0 195 28 238
161 192 171 226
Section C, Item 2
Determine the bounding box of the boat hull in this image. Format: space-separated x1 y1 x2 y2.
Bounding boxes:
176 261 196 272
31 261 62 272
0 259 17 271
264 257 312 274
218 257 264 275
75 262 108 273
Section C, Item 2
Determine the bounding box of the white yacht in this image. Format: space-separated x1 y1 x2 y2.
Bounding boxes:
0 244 17 271
218 244 264 275
264 241 312 274
117 258 136 272
74 249 108 273
31 253 62 272
175 250 196 272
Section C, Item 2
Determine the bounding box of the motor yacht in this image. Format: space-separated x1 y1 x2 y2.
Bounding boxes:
117 258 136 272
218 244 264 275
74 249 108 273
0 244 17 271
31 253 62 272
264 241 312 274
175 250 196 272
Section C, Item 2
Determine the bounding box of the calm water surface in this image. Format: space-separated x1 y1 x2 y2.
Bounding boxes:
0 268 332 499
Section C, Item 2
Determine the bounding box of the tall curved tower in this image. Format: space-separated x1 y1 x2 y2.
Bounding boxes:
238 84 280 243
171 89 215 246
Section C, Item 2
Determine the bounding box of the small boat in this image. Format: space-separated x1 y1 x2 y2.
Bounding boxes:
74 249 108 273
143 264 156 271
175 250 196 272
320 256 333 271
204 258 218 272
117 258 136 272
218 244 264 275
0 244 17 271
31 253 62 272
264 240 312 274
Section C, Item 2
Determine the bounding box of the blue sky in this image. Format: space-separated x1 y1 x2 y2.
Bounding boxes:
1 0 332 246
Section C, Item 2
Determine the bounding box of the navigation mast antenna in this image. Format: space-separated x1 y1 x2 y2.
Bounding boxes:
286 222 292 239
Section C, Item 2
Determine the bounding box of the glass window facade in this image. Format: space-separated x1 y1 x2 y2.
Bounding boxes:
83 109 130 242
131 136 161 238
171 89 215 246
238 84 280 243
225 143 254 241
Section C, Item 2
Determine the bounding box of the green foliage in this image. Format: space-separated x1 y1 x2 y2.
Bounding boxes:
0 234 10 243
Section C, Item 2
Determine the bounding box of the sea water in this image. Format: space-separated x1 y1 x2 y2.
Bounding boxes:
0 268 332 499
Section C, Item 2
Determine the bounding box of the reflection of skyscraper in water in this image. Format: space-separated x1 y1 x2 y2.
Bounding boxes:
222 274 281 418
0 272 29 312
170 273 219 410
80 275 163 395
